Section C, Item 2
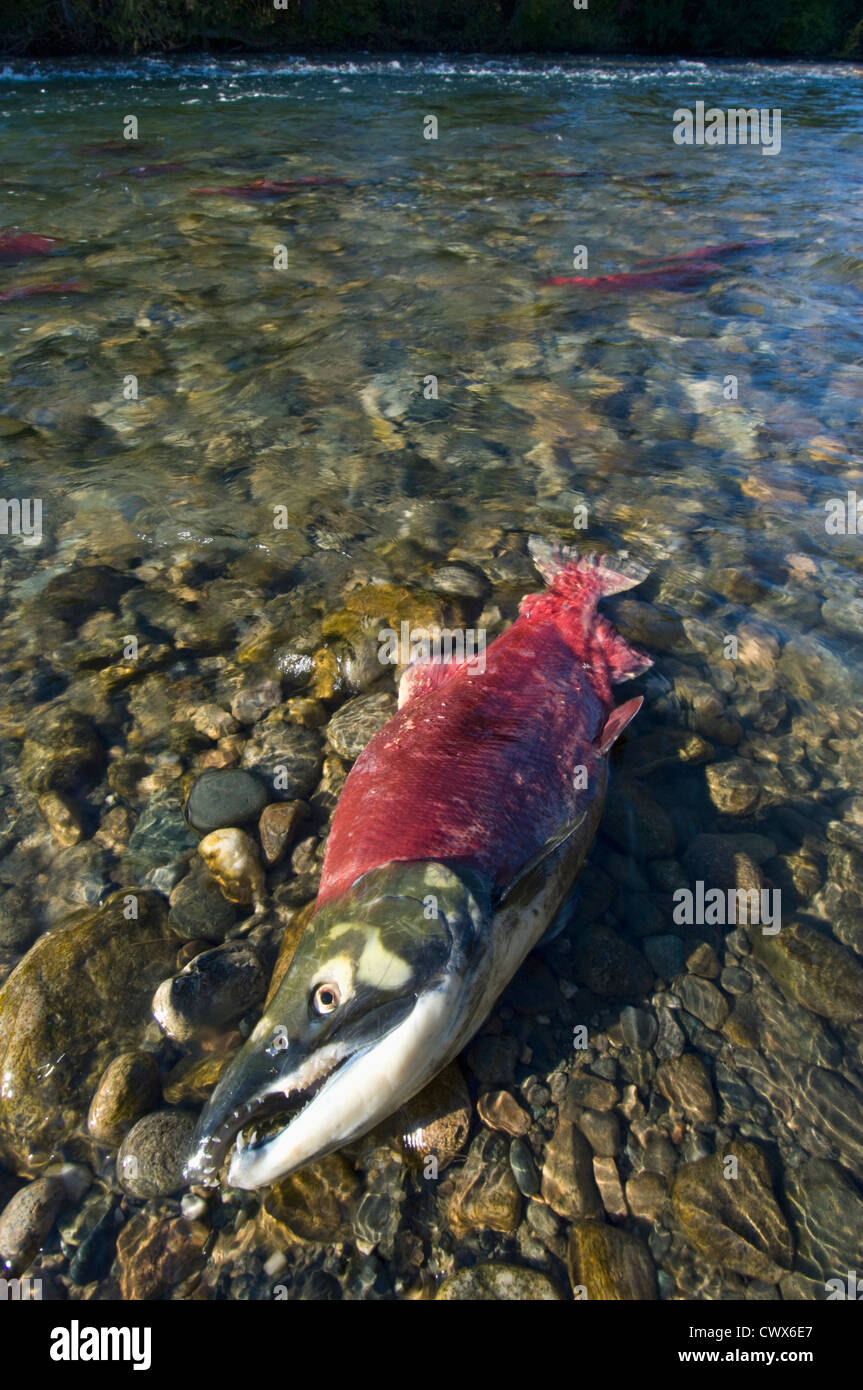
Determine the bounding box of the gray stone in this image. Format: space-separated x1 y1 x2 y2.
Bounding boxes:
185 769 268 834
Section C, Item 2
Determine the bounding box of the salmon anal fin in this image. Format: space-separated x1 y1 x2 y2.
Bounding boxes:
597 696 644 754
398 656 466 709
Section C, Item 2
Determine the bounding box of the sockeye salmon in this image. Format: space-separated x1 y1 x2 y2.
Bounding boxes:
544 261 722 292
186 539 652 1190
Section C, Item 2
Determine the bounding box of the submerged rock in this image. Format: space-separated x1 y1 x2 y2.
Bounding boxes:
447 1130 522 1237
0 1174 65 1274
21 707 105 795
0 893 178 1172
152 942 267 1042
87 1051 161 1146
116 1213 208 1300
541 1121 603 1220
197 828 265 906
168 858 237 941
261 1153 357 1245
117 1110 197 1199
750 919 863 1023
258 800 305 867
326 692 396 761
241 718 322 800
184 768 268 834
567 1220 658 1300
436 1264 561 1300
672 1140 792 1281
395 1062 471 1172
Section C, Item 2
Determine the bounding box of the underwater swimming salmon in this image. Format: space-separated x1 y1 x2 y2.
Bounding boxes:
0 232 59 261
193 176 346 199
0 281 84 304
186 539 651 1190
544 261 723 292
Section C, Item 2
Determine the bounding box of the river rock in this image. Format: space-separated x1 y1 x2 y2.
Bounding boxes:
87 1051 161 1145
395 1062 471 1172
261 1153 357 1245
258 800 305 866
672 1141 792 1281
436 1264 561 1300
447 1131 522 1237
571 926 652 996
152 942 267 1042
477 1089 531 1137
783 1157 863 1282
750 919 863 1023
162 1051 236 1106
117 1110 197 1199
567 1219 658 1299
0 892 178 1171
705 760 762 816
184 768 268 834
20 707 105 794
541 1121 602 1220
0 1175 65 1274
676 976 729 1030
124 791 199 881
326 691 396 761
168 858 237 941
656 1053 717 1124
197 828 265 906
117 1213 208 1299
241 717 322 800
602 780 676 860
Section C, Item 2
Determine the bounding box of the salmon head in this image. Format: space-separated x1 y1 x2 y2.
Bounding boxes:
185 860 493 1190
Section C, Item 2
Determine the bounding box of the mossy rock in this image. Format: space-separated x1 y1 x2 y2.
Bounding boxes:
0 892 179 1173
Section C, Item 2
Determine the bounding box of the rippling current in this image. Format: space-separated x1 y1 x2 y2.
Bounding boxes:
0 57 862 1302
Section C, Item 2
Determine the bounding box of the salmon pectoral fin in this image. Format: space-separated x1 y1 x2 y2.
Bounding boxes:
398 655 469 709
493 811 587 911
597 695 644 754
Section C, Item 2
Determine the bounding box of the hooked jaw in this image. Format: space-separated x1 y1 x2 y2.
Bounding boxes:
185 980 460 1190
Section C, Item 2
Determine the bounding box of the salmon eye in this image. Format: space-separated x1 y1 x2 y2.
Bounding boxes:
312 982 340 1015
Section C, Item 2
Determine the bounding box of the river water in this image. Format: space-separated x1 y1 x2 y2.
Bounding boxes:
0 57 862 1301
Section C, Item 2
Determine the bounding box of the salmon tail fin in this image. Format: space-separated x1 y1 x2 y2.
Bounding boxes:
525 536 653 684
528 536 648 598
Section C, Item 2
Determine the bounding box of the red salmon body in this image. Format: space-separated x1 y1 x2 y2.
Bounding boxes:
544 261 722 291
0 232 59 261
317 546 651 908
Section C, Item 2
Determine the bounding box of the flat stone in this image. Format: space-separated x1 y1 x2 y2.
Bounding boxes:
567 1219 658 1299
706 760 762 816
395 1062 471 1173
261 1153 357 1245
116 1214 208 1300
477 1089 531 1137
436 1263 561 1300
87 1051 161 1146
676 975 729 1030
0 1175 64 1274
750 919 863 1023
672 1140 792 1281
185 768 268 834
541 1122 602 1221
656 1053 717 1124
241 718 322 800
168 858 237 941
259 800 305 866
562 1073 619 1114
326 692 396 761
448 1131 522 1237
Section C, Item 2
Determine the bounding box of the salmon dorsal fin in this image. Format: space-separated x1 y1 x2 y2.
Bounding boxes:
597 696 643 754
398 655 468 709
493 811 587 911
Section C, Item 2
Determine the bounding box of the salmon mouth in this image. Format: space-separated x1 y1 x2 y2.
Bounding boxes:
186 994 419 1187
187 1057 351 1187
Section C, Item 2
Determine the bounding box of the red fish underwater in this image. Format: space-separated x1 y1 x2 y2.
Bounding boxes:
0 281 84 304
193 176 346 199
0 232 59 261
545 261 723 292
187 539 652 1189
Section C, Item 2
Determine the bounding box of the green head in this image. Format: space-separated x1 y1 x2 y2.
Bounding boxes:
186 860 492 1189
